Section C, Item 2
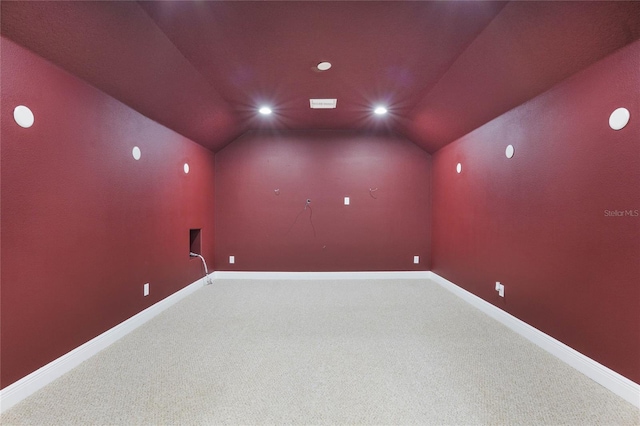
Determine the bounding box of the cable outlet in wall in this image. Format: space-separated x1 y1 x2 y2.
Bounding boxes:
143 283 149 297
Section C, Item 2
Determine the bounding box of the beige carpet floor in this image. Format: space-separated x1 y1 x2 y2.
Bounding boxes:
2 279 639 425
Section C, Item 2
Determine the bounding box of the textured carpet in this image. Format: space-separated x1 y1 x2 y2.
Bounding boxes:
2 279 639 425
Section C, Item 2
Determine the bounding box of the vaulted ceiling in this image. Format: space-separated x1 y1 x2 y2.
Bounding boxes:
2 1 639 153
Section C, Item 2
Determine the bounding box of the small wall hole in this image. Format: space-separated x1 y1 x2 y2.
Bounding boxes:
189 229 201 256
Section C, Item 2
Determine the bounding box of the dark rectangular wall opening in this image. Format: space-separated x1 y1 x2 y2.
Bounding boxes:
189 229 201 256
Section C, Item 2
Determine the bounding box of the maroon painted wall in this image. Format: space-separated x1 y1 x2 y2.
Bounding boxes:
1 37 216 389
215 130 431 271
431 41 640 383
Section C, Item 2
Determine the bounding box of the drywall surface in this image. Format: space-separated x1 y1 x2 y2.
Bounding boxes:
215 130 431 271
431 41 640 383
1 37 216 388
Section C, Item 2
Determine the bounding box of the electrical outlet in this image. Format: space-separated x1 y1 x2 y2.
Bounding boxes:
413 255 420 264
143 283 149 296
344 197 350 205
495 281 501 291
498 283 505 298
229 255 235 264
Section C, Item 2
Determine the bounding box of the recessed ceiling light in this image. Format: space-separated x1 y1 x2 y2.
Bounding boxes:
374 106 387 115
184 163 190 174
317 62 332 71
259 106 272 115
132 146 141 160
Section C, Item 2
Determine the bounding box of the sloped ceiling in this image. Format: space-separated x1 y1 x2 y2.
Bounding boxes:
2 1 639 153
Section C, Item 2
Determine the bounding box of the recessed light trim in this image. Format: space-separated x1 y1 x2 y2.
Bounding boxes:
317 62 332 71
259 106 272 115
132 146 141 160
184 163 190 174
456 163 462 174
374 106 387 115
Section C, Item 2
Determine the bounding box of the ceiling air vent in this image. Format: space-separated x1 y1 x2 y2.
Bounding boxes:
310 99 337 109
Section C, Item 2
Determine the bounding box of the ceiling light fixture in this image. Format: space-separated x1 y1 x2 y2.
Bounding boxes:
374 106 387 115
317 62 332 71
259 106 272 115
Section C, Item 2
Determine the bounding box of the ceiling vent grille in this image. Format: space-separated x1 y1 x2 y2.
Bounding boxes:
310 99 337 109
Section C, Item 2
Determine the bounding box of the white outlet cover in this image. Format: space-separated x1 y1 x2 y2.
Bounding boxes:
229 255 235 264
498 284 505 297
143 283 149 296
413 255 419 264
495 281 501 291
344 197 350 205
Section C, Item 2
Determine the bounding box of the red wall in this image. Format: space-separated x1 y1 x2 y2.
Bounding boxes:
431 40 640 383
1 37 216 389
3 28 637 393
215 130 431 271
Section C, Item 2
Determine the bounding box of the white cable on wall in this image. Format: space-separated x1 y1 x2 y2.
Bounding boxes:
190 252 213 285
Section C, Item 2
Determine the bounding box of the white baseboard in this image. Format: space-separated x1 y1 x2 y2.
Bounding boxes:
213 270 430 280
4 271 638 412
427 271 640 409
0 275 210 413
